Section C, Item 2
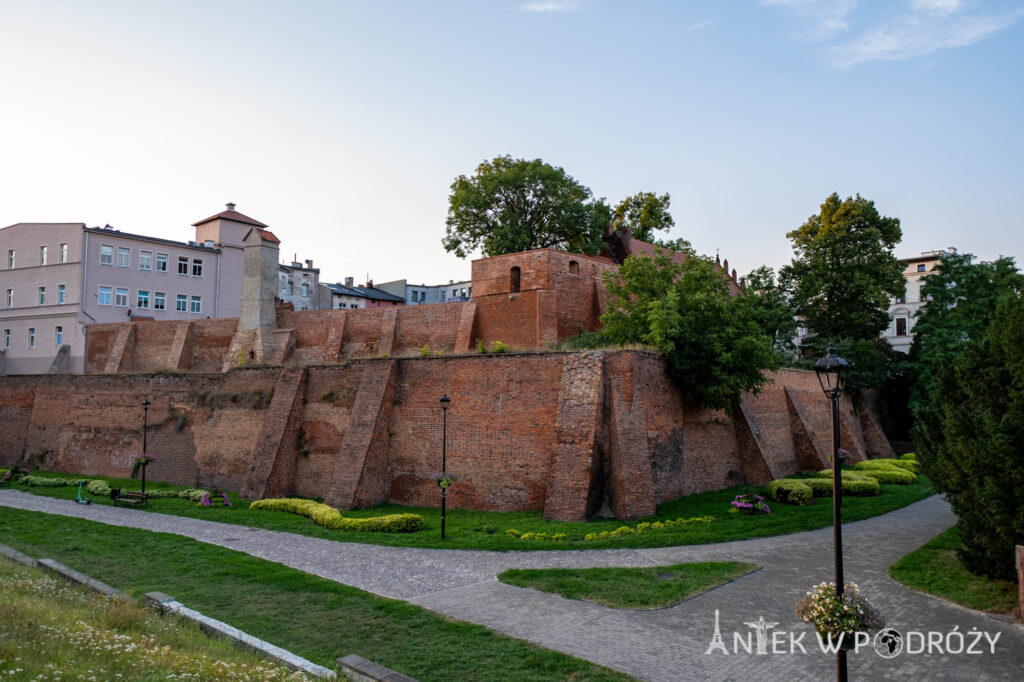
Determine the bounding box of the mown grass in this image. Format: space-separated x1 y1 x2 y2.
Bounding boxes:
889 527 1020 614
0 556 314 680
5 469 935 551
0 508 629 682
498 561 758 610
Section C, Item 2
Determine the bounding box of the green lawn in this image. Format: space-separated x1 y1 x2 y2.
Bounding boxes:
4 468 935 551
889 527 1020 614
498 562 758 609
0 508 629 682
0 556 317 680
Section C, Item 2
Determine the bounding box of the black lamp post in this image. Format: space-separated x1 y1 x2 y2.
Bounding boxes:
814 345 852 682
141 399 151 495
439 394 451 540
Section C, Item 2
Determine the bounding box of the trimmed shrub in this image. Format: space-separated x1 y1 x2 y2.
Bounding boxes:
812 471 881 496
899 452 917 461
250 498 423 533
17 475 86 488
768 479 813 506
855 467 916 485
854 459 918 473
86 479 111 497
801 478 836 497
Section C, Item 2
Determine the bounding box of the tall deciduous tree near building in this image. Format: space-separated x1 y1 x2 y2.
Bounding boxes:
612 191 675 243
442 155 610 258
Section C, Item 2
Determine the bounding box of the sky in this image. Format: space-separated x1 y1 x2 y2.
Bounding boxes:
1 0 1022 286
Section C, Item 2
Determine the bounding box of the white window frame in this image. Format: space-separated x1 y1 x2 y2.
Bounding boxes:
156 253 168 272
192 258 203 277
55 325 63 347
139 250 153 271
6 249 13 269
115 287 129 307
2 328 9 349
100 245 114 266
98 285 112 306
176 294 187 312
177 256 189 275
59 243 68 263
116 246 130 268
58 283 66 304
154 291 166 311
27 328 35 349
4 289 12 308
190 295 202 314
39 245 47 265
137 290 150 309
38 286 45 306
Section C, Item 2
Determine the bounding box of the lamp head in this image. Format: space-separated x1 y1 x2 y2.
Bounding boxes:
814 345 851 399
439 394 450 410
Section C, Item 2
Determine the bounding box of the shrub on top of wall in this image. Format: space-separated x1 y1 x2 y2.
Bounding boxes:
767 479 813 506
250 498 423 533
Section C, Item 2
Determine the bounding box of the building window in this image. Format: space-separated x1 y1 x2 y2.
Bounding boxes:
6 249 13 269
58 284 66 304
190 295 202 314
137 290 150 309
40 246 47 265
895 317 908 336
55 326 63 347
38 286 45 306
510 266 521 293
154 292 166 310
100 245 113 265
139 250 152 270
176 294 187 312
59 243 68 263
98 286 112 306
117 247 130 268
4 289 12 308
894 295 905 304
156 253 168 272
411 291 419 303
2 329 8 349
301 283 309 296
115 288 128 307
177 256 189 275
192 258 203 277
280 275 286 291
917 264 926 272
569 260 579 274
287 281 294 295
28 328 35 349
467 287 471 297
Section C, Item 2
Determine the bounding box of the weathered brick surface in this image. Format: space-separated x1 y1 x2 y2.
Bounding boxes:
240 368 308 500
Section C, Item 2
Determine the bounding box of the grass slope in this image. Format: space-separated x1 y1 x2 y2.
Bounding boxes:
0 508 628 682
5 470 936 551
889 527 1019 614
498 562 758 609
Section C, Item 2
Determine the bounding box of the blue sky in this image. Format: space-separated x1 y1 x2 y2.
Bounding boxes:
1 0 1021 285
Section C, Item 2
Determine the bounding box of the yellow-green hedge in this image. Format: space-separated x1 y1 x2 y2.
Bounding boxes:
250 498 423 533
854 459 918 474
813 471 881 496
768 479 813 506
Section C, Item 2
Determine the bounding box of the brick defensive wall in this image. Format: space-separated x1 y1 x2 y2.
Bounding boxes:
0 354 893 521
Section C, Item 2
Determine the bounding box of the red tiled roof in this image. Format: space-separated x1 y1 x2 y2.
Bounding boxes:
627 238 692 267
192 209 268 228
255 228 280 244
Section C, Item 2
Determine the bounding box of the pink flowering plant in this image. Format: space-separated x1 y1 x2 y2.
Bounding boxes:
729 492 770 515
795 581 885 638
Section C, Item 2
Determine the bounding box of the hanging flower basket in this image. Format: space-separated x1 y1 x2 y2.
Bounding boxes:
130 454 155 480
795 581 885 647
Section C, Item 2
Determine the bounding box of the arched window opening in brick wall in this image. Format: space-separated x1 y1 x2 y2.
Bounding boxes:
510 267 521 293
569 260 579 274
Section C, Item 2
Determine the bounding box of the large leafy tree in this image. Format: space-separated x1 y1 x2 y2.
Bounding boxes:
442 156 610 258
612 191 675 243
918 295 1024 579
600 250 779 409
779 193 904 342
734 266 799 361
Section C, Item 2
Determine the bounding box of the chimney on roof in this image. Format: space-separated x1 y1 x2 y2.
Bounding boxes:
367 279 373 288
305 259 313 268
226 203 236 211
344 276 353 287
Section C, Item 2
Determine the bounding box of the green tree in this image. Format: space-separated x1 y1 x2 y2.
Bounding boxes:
919 295 1024 579
612 192 675 243
601 250 779 409
779 193 904 341
734 266 799 361
442 156 610 258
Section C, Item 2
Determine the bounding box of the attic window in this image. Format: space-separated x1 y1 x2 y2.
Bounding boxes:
569 260 579 274
510 267 521 293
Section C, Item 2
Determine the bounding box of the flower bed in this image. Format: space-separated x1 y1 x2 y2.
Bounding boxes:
729 493 770 515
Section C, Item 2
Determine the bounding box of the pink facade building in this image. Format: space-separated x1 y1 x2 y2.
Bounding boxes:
0 205 267 374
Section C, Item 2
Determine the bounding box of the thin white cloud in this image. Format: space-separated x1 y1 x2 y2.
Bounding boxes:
831 3 1024 67
758 0 857 41
519 0 582 11
687 19 715 32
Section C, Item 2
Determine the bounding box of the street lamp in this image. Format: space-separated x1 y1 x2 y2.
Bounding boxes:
438 395 451 540
814 346 852 682
141 399 151 495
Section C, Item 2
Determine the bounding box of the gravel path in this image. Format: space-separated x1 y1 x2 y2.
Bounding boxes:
1 490 1021 681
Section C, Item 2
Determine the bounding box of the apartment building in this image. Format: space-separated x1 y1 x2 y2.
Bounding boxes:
883 247 957 353
376 278 472 305
319 277 404 309
279 259 320 311
0 204 269 374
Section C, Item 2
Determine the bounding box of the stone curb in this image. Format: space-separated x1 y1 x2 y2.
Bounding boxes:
0 540 37 567
37 558 127 599
337 654 418 682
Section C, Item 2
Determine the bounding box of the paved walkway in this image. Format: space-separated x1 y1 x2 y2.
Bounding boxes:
1 490 1021 680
